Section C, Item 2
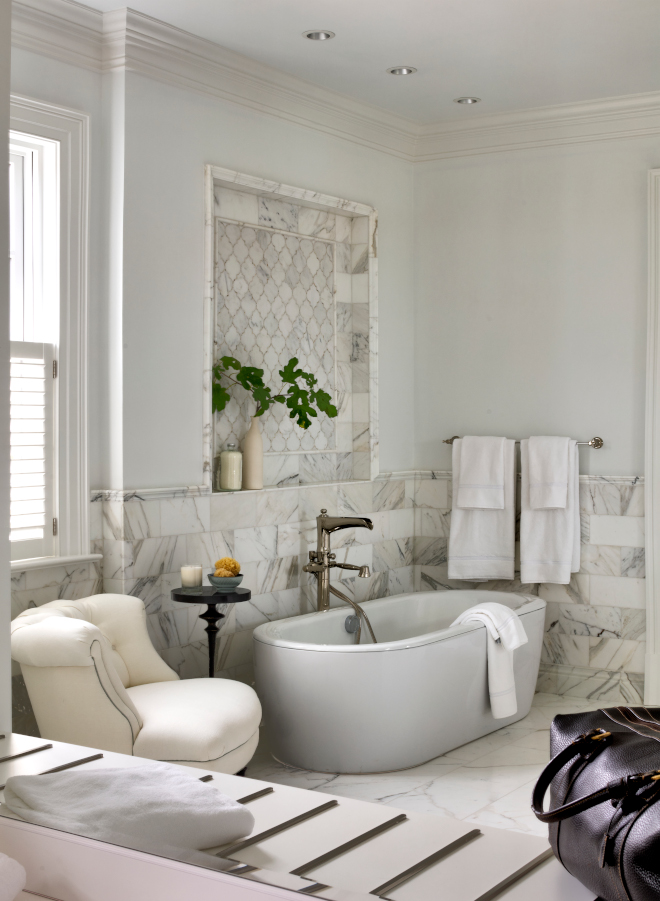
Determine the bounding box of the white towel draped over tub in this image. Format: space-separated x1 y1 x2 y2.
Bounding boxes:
3 763 254 869
520 438 580 585
448 438 516 581
451 602 528 719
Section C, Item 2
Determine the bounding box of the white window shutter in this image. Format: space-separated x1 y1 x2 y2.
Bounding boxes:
10 341 56 560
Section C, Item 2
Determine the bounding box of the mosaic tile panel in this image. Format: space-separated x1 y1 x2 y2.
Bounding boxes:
214 221 336 454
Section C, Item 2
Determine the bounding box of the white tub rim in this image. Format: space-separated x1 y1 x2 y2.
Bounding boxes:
253 591 546 654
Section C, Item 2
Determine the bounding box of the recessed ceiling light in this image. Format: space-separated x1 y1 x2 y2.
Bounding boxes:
387 66 417 76
303 30 335 40
454 97 481 104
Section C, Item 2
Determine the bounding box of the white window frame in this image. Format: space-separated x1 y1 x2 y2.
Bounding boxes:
9 96 90 563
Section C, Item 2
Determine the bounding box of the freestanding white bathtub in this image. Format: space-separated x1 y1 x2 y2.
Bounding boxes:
253 590 546 774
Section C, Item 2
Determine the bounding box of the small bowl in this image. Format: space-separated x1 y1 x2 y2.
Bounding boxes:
207 572 243 593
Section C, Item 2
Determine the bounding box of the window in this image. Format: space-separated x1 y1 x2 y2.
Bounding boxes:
9 133 59 560
9 97 90 563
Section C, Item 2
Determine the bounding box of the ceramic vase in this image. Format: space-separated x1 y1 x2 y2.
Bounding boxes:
242 417 264 489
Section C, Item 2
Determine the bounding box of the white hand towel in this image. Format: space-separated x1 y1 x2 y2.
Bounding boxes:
451 602 528 719
456 436 506 509
0 853 26 901
449 438 516 580
3 763 254 869
520 439 580 584
528 436 570 509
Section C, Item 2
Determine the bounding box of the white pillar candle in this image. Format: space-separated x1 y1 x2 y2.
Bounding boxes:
181 564 203 588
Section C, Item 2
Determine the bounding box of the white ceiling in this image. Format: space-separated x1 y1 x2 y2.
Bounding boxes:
84 0 660 124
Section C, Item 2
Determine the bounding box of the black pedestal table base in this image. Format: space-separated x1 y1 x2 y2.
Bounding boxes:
171 586 252 678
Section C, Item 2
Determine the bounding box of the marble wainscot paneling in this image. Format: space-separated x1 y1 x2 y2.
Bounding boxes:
91 478 415 683
410 471 646 704
13 470 646 731
204 169 378 489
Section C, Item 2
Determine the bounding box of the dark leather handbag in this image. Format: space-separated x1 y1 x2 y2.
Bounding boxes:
532 707 660 901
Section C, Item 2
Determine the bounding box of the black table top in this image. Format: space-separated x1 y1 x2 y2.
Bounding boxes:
171 586 252 605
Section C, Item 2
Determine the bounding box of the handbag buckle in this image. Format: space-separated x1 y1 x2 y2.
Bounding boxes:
590 730 612 741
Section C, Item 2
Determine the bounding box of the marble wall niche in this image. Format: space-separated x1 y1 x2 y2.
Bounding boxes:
412 472 646 705
206 170 378 489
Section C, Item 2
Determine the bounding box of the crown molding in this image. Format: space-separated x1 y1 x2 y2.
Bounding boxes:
11 0 103 72
417 91 660 161
103 8 418 160
11 0 660 163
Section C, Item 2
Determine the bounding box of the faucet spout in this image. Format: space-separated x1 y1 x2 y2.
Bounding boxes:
305 509 376 613
320 515 374 533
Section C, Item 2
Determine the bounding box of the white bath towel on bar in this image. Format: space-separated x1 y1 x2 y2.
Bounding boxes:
520 438 580 584
3 763 254 869
528 436 570 509
451 602 528 719
456 436 506 509
448 438 516 580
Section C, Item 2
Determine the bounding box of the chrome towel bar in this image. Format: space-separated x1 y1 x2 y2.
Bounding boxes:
444 436 604 448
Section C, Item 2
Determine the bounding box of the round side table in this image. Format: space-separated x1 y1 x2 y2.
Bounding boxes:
171 586 252 678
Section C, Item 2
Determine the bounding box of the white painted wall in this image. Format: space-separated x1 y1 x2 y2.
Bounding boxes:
0 0 12 730
11 37 657 491
120 74 415 488
10 54 416 488
414 140 660 476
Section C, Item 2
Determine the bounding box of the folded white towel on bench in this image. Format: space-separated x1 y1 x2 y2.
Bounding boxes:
3 762 254 868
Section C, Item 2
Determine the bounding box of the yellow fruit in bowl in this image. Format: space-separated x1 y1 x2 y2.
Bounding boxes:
214 556 240 576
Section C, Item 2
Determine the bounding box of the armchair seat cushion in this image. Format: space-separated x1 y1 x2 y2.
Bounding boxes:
127 678 261 765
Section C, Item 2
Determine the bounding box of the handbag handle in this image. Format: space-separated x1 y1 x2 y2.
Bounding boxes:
532 728 660 824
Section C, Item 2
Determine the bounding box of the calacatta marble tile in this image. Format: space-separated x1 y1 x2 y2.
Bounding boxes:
372 480 405 512
160 497 210 537
579 544 620 576
297 207 336 240
234 526 278 563
465 777 548 837
621 546 645 578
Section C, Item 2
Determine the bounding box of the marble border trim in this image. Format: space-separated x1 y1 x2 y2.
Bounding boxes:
91 487 210 502
90 473 644 501
10 553 103 573
379 471 644 484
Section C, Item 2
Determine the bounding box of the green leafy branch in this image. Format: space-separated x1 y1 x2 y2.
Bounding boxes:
212 356 338 430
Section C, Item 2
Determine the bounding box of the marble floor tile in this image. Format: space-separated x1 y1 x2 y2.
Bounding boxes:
245 692 599 837
465 778 547 837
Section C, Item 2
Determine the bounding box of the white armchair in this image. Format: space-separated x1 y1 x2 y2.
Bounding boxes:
10 594 262 774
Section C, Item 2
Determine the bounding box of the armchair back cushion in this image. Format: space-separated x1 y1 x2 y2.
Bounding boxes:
11 595 178 687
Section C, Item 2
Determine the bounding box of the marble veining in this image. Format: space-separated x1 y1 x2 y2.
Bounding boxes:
215 220 335 455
